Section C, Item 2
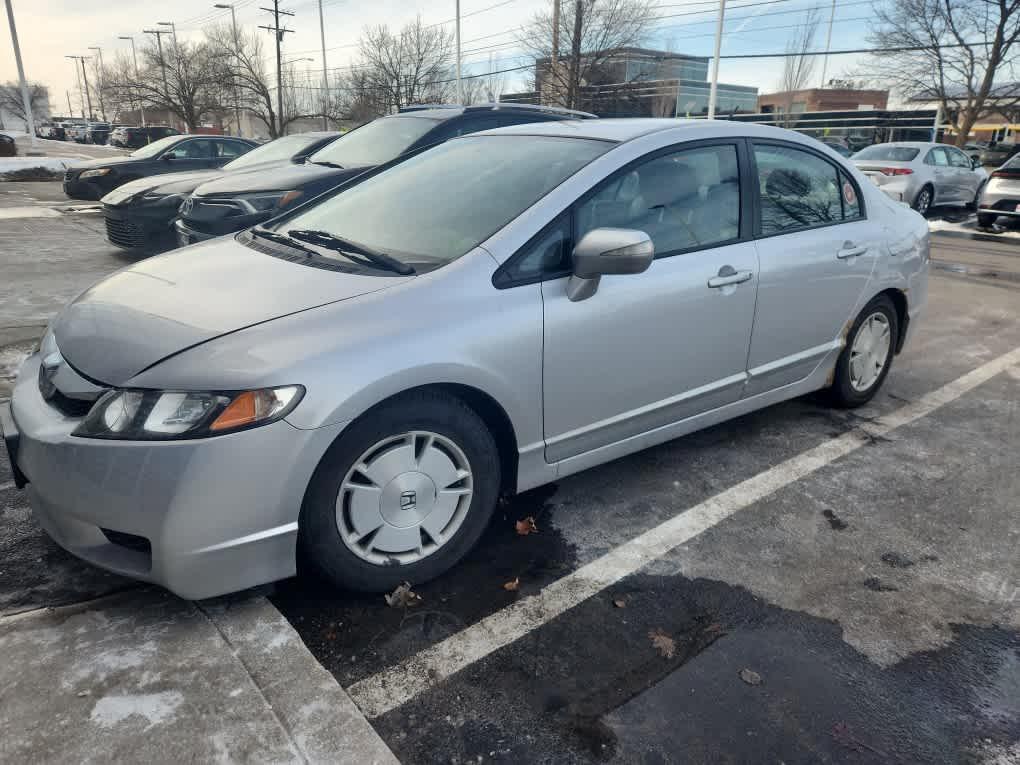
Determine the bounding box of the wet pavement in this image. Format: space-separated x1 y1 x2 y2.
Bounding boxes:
0 184 1018 763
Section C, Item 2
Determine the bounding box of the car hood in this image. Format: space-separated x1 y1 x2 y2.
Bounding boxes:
193 161 367 196
104 169 226 204
52 235 411 386
67 155 140 172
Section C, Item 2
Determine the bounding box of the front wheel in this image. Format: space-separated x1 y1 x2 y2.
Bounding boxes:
300 390 501 592
827 295 898 408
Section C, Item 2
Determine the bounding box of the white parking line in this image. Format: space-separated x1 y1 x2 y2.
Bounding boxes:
347 347 1020 719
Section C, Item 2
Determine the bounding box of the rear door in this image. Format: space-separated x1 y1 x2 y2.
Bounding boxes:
211 138 252 166
746 140 877 396
160 138 218 172
926 147 957 202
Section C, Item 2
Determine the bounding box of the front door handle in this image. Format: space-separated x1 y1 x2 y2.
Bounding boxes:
707 266 753 288
837 241 868 259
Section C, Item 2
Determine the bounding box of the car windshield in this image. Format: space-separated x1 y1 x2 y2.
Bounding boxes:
307 117 436 168
277 135 612 266
130 135 185 159
853 145 920 161
223 135 319 170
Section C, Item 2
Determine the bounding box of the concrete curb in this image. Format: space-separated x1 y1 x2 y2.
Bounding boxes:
200 596 400 765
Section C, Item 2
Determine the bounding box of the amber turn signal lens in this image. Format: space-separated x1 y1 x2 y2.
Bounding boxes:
210 391 260 431
209 386 303 433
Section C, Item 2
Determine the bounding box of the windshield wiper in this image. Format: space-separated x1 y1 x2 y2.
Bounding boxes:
287 229 414 275
250 227 317 256
311 160 344 169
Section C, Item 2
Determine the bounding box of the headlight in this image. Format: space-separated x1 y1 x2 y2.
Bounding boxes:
72 385 304 440
234 190 303 214
79 168 111 179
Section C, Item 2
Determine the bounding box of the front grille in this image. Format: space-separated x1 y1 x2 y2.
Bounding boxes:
37 363 95 417
104 211 147 248
101 529 152 555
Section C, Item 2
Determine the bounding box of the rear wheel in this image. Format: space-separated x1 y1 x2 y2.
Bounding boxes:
300 390 500 592
913 185 933 216
827 295 898 408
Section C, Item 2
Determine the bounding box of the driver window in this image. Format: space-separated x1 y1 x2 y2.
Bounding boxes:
574 144 740 257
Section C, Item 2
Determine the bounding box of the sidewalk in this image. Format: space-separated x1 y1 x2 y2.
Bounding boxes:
0 589 398 764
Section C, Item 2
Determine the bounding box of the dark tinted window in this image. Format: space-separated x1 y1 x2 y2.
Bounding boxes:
754 143 842 234
429 116 501 142
500 214 571 284
576 144 741 256
853 145 920 161
927 148 950 167
215 139 249 158
946 148 971 168
308 116 436 167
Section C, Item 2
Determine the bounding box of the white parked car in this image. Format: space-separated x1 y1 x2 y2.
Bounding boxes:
852 142 987 215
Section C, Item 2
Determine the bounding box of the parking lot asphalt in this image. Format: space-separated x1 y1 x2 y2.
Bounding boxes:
0 185 1017 764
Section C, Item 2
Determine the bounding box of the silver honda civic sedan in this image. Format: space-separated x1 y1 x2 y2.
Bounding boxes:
1 119 929 599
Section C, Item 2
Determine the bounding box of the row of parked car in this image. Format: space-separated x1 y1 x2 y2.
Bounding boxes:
12 103 932 598
37 121 181 148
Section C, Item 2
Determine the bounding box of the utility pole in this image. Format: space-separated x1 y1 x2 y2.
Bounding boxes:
158 21 178 47
259 0 294 137
4 0 38 148
317 0 328 129
455 0 462 104
143 28 171 102
818 0 836 89
119 36 146 126
214 4 243 136
551 0 559 104
707 0 726 119
66 55 94 119
87 46 106 120
567 0 583 110
66 89 73 116
67 56 85 117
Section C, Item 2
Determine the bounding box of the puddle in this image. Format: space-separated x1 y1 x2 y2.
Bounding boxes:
270 483 577 687
371 573 1020 764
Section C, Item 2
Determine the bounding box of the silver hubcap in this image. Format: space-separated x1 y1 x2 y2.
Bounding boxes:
916 189 931 212
849 312 891 392
335 431 473 565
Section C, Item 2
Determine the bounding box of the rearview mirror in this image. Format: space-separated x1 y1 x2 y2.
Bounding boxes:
566 228 654 302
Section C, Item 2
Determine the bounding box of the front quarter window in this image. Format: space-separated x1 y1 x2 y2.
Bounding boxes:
276 135 612 268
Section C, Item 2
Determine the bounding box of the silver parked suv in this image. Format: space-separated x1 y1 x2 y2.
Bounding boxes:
2 120 929 598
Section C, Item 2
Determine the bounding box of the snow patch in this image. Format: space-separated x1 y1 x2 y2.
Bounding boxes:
90 691 184 729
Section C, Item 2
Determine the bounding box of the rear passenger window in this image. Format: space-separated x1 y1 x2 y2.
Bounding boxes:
575 144 741 257
753 144 842 235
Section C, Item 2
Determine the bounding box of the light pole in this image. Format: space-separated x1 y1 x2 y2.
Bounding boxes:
87 46 106 120
317 0 328 129
67 56 85 117
4 0 38 148
214 3 243 137
707 0 726 119
143 29 171 103
118 36 146 126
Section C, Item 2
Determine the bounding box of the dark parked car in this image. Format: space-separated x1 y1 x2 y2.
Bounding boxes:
979 142 1020 167
0 133 15 157
85 122 112 145
63 134 258 200
102 131 341 251
174 103 595 245
110 126 181 149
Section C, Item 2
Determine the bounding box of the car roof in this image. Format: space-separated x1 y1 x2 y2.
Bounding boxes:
388 103 596 122
471 117 829 144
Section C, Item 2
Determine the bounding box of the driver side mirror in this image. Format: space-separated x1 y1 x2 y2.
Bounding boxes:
566 228 654 302
162 152 177 161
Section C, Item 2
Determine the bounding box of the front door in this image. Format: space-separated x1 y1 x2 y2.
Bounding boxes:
926 146 958 202
541 142 759 463
745 141 877 396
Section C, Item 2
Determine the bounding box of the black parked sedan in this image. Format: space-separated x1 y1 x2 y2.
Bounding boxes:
174 103 595 245
63 134 258 200
102 131 340 251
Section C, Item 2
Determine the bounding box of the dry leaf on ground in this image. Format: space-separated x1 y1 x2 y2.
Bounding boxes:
515 516 538 535
503 577 520 592
384 581 423 608
648 628 676 659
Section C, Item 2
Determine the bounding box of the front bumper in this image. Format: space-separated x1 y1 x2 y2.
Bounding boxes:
104 203 179 251
8 354 344 599
63 177 105 201
173 218 221 247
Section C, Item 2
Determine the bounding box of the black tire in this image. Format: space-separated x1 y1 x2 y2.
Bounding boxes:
827 295 899 408
967 182 985 211
299 389 501 593
977 212 996 228
912 185 934 216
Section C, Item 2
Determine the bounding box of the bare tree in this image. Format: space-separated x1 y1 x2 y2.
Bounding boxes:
104 38 222 130
518 0 655 109
326 67 389 125
357 17 455 111
777 7 821 124
867 0 1020 146
0 82 48 130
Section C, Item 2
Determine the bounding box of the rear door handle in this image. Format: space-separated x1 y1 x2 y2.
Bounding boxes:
707 268 753 288
837 242 868 259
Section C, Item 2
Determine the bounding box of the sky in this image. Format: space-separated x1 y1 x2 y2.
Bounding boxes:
0 0 874 117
